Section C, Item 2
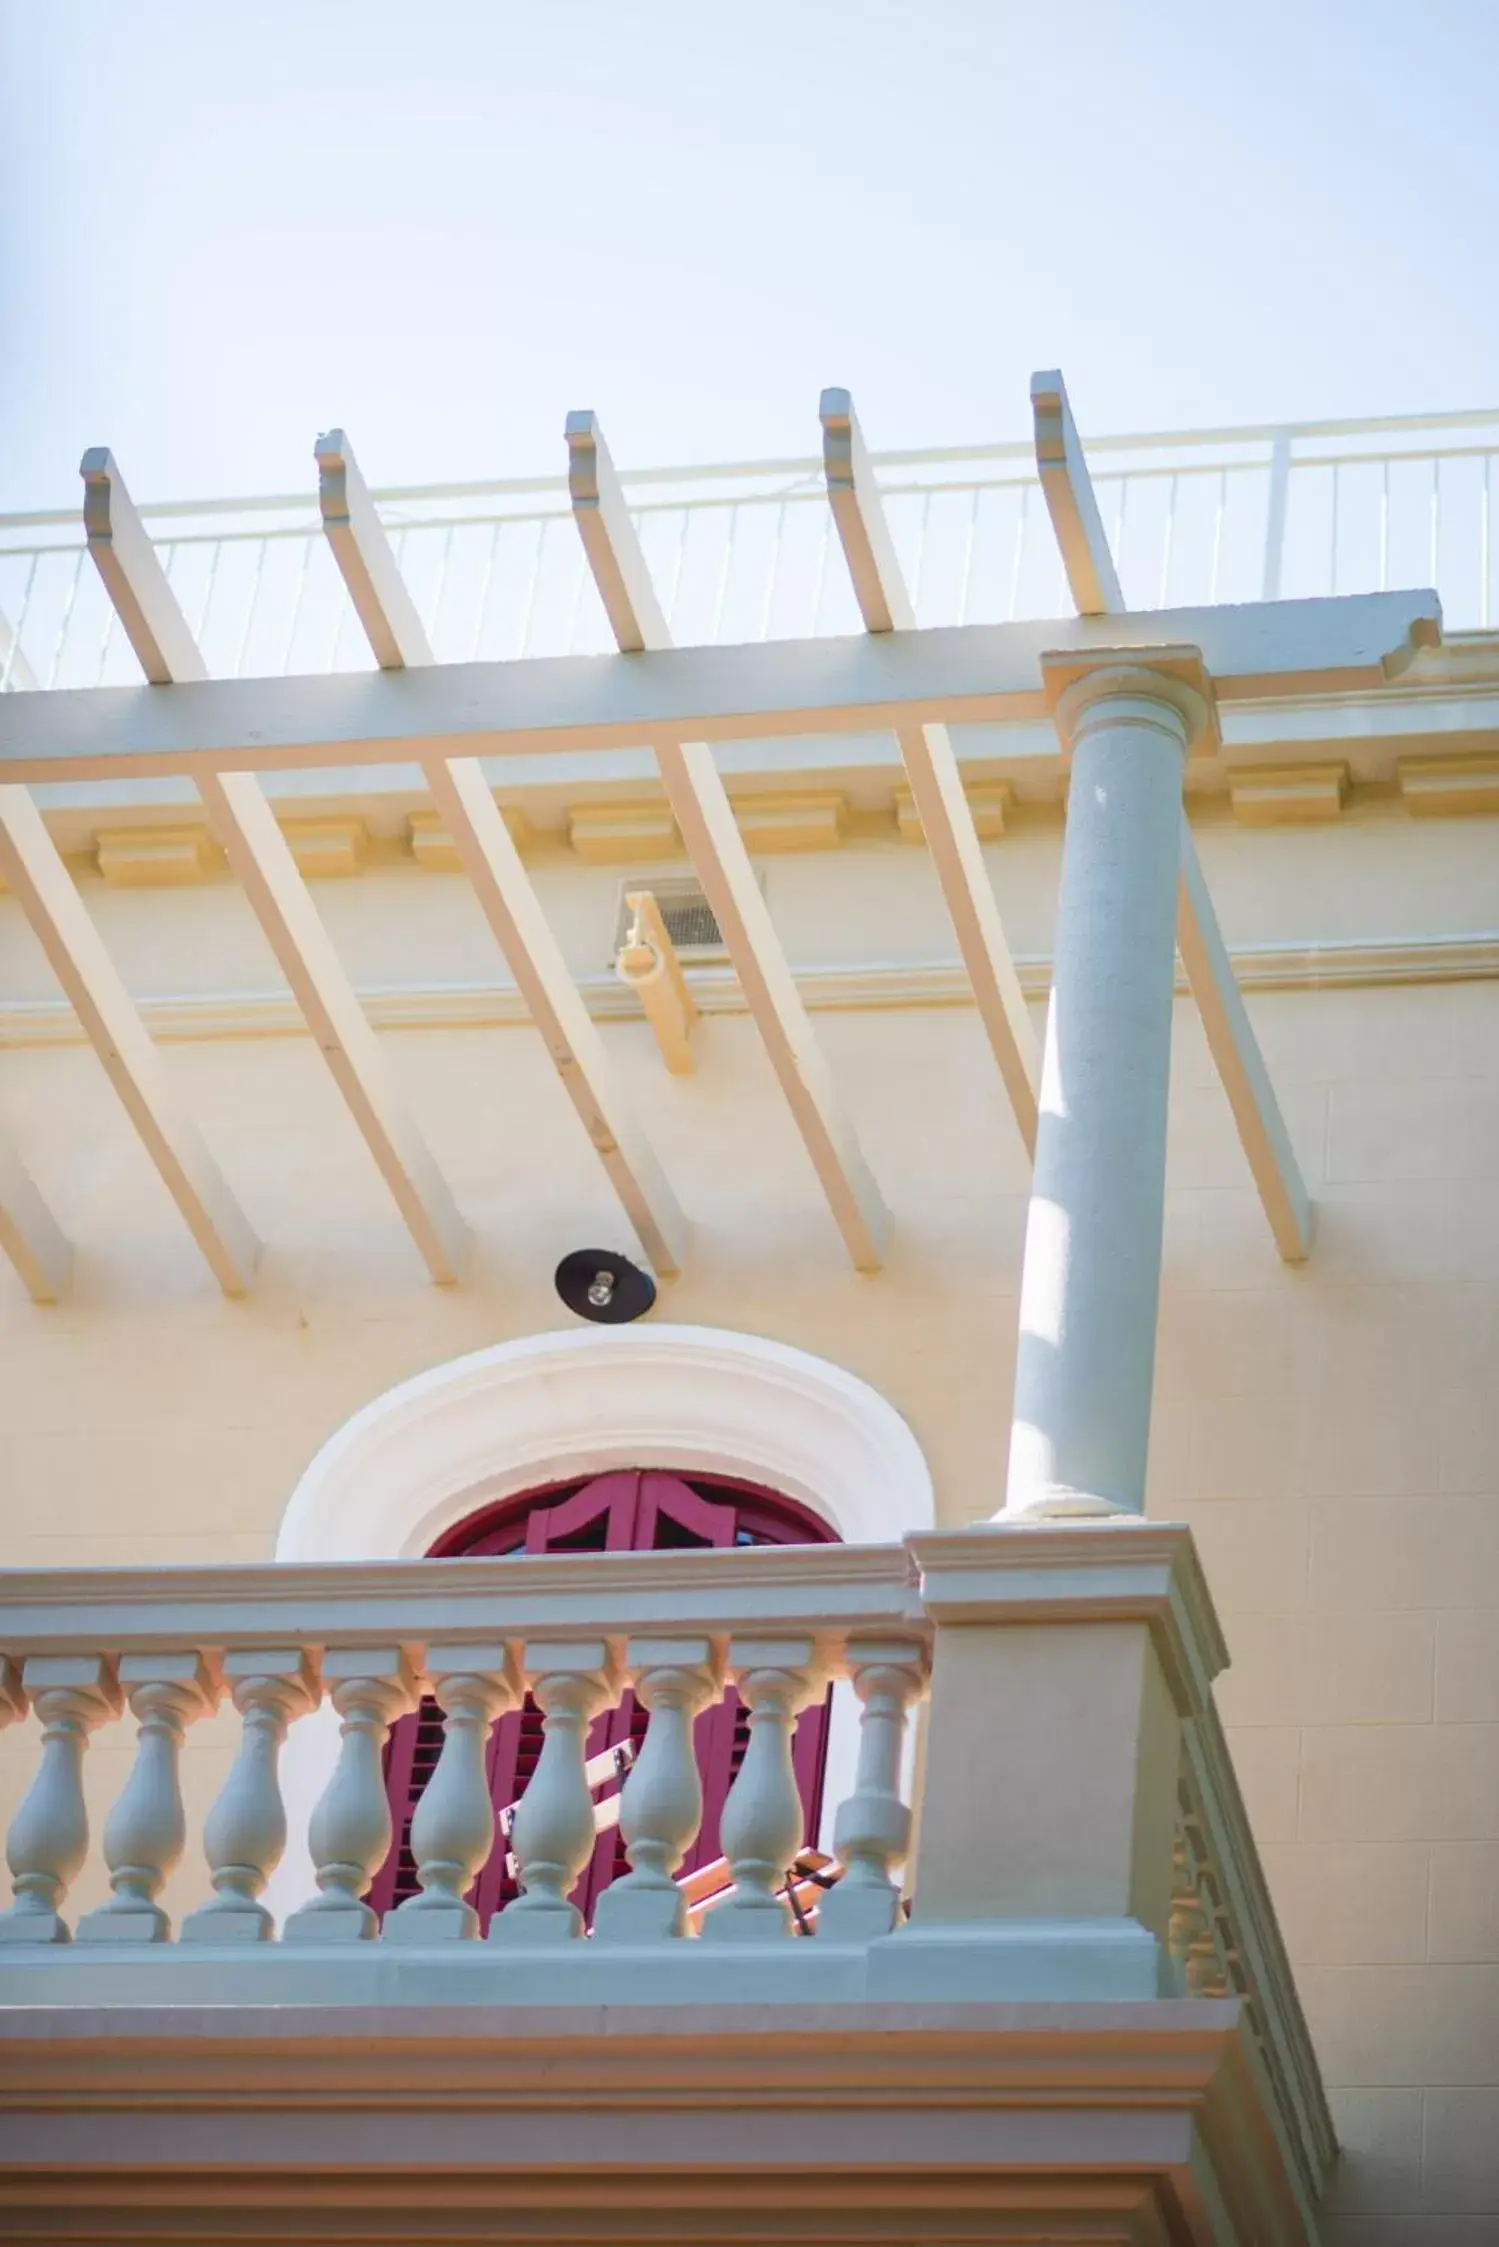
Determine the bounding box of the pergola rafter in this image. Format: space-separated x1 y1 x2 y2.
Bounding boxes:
82 449 469 1286
0 1129 70 1304
567 410 887 1273
316 430 686 1277
1029 371 1313 1261
821 388 1039 1153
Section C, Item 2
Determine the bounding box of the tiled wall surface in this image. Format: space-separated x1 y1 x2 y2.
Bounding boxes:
1 811 1496 2236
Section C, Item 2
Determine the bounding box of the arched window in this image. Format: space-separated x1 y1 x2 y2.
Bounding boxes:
368 1469 839 1929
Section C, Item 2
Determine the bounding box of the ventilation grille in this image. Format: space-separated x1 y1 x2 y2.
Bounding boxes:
615 875 731 959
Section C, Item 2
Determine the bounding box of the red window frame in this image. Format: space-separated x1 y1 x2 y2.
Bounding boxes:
369 1469 838 1929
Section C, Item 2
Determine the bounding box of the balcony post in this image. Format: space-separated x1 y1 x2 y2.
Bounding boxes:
819 1642 928 1942
1001 650 1215 1520
181 1650 319 1943
387 1646 520 1943
701 1637 823 1943
283 1647 419 1943
0 1656 121 1944
593 1637 722 1945
77 1654 217 1943
488 1641 619 1944
878 1523 1227 2002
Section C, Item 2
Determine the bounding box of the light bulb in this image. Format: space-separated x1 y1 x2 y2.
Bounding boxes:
586 1269 615 1309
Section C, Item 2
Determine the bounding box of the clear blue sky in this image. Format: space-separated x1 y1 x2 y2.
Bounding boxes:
4 0 1497 509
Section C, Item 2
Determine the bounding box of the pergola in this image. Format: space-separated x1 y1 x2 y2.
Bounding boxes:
0 375 1438 1510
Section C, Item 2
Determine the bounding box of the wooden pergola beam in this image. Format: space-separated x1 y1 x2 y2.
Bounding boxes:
317 431 685 1275
0 1130 71 1303
83 449 466 1285
821 388 1039 1154
0 590 1441 786
0 780 257 1294
1029 371 1312 1261
1030 371 1127 617
568 409 887 1272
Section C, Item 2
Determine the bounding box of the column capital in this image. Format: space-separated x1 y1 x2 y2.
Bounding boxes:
1040 643 1220 760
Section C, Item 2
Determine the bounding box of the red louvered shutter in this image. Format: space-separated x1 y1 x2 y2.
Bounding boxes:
369 1471 837 1930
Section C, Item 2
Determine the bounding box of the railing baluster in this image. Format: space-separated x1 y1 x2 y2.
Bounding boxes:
1158 473 1178 606
77 1655 217 1943
44 549 85 690
701 1637 821 1943
285 1648 418 1942
593 1637 722 1944
0 551 39 690
1007 483 1029 621
388 1646 520 1941
0 1656 120 1944
469 522 502 659
956 485 981 624
182 1651 319 1943
819 1642 927 1941
489 1640 618 1944
1208 469 1227 604
1482 458 1493 631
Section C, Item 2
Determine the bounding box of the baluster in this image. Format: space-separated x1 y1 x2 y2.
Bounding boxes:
284 1648 418 1942
488 1640 618 1944
387 1645 520 1942
77 1655 217 1943
0 1656 121 1944
593 1637 722 1944
702 1637 821 1943
182 1650 318 1942
0 1659 23 1731
819 1641 927 1942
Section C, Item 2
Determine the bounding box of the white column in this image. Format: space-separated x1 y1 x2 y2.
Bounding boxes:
1002 658 1207 1519
283 1647 418 1942
818 1642 927 1942
182 1651 319 1942
77 1654 217 1943
0 1657 121 1944
593 1637 721 1944
387 1646 520 1942
702 1637 821 1943
488 1641 618 1944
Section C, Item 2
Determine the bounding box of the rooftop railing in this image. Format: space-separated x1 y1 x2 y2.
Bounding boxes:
3 405 1495 696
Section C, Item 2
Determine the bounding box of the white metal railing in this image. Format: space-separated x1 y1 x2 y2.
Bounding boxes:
2 406 1495 696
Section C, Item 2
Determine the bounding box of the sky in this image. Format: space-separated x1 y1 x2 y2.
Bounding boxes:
4 0 1499 511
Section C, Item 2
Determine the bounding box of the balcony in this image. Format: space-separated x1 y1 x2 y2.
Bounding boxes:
0 1520 1332 2243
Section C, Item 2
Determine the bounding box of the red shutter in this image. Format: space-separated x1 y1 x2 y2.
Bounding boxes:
370 1470 837 1929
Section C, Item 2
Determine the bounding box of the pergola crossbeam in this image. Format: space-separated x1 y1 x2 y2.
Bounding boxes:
568 410 887 1271
1031 369 1312 1261
318 432 684 1274
0 590 1441 784
84 449 466 1284
0 781 256 1294
821 389 1039 1152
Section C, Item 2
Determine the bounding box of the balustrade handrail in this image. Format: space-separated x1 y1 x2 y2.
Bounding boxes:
0 1541 925 1657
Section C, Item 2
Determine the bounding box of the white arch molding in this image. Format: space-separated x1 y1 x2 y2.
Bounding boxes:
266 1324 934 1920
276 1322 935 1561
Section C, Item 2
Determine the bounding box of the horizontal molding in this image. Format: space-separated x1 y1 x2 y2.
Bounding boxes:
0 931 1495 1050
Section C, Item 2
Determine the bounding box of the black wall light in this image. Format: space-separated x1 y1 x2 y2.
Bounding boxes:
554 1247 657 1325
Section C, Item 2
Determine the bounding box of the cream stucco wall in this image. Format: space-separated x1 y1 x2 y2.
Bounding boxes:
1 803 1497 2238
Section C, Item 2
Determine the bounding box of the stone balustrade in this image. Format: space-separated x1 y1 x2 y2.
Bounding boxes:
0 1520 1334 2215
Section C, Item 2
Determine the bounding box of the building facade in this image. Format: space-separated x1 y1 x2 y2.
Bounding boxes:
1 387 1497 2241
